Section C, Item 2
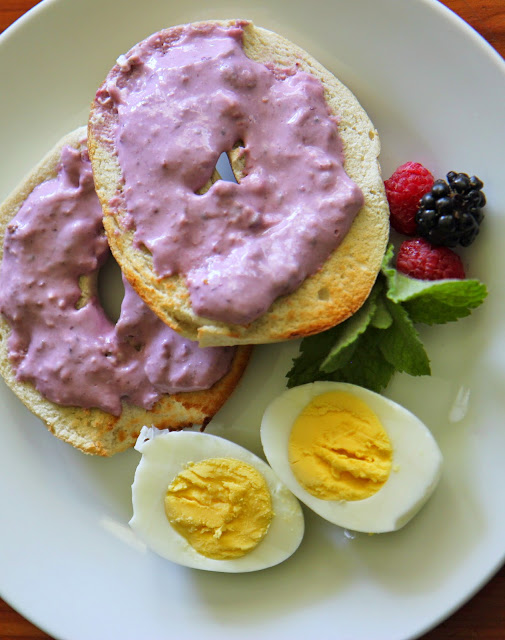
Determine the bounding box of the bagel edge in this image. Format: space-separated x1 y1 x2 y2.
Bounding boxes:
0 127 251 456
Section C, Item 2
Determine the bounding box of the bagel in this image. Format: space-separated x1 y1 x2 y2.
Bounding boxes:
88 20 389 347
0 127 251 456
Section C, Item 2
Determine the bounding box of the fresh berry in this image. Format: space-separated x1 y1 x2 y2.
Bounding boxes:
416 172 485 247
384 162 435 235
396 238 466 280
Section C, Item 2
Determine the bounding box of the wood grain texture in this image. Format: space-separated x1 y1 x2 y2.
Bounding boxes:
0 0 504 638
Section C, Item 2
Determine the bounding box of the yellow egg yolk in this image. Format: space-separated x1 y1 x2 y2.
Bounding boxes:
164 457 273 560
288 391 393 501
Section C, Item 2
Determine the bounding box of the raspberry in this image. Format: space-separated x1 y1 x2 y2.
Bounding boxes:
384 162 435 235
396 238 466 280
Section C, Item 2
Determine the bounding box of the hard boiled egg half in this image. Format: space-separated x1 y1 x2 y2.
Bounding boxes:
260 382 443 533
130 427 304 572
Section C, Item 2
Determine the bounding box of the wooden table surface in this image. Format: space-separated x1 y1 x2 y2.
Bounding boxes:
0 1 504 639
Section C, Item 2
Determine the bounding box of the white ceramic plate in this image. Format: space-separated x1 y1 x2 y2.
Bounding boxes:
1 1 504 639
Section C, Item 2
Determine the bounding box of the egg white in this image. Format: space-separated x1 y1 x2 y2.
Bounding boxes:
260 381 443 533
129 427 304 572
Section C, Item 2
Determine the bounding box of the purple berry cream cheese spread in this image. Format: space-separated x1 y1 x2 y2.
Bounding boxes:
0 143 234 415
94 21 364 325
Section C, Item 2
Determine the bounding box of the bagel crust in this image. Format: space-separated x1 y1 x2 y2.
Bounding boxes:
0 128 251 456
89 20 390 347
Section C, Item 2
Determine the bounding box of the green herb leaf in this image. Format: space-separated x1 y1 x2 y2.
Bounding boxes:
401 280 488 324
320 284 380 372
324 328 396 393
286 326 340 388
370 295 393 329
379 298 431 376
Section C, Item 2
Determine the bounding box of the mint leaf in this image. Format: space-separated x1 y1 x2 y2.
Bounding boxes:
370 295 393 329
286 328 338 388
320 285 380 372
379 298 431 376
381 242 396 271
401 280 487 324
324 328 396 393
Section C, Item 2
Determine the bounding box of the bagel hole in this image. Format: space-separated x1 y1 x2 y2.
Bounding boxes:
216 152 239 184
98 252 125 323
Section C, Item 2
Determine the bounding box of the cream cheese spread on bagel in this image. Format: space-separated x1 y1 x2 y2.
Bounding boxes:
89 20 389 347
0 128 250 455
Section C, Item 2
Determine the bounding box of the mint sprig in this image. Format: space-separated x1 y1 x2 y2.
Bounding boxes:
286 245 488 393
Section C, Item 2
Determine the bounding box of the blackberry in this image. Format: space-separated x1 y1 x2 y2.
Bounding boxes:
415 172 485 247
